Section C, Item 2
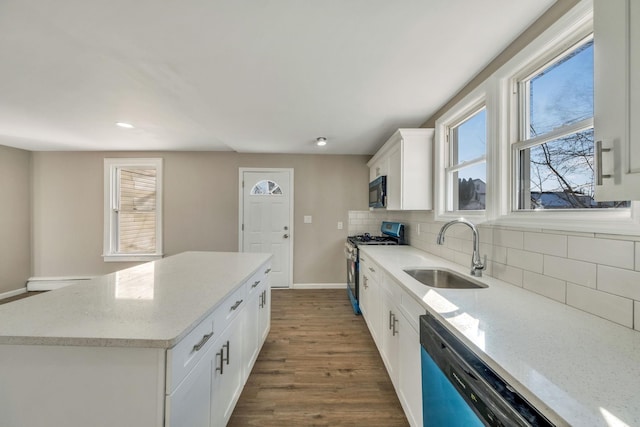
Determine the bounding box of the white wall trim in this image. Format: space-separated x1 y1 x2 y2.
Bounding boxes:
26 276 95 291
291 283 346 289
0 287 27 300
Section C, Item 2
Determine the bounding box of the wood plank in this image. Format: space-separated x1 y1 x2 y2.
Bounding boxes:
228 289 409 426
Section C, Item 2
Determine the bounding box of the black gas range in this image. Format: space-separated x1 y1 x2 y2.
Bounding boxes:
345 221 406 314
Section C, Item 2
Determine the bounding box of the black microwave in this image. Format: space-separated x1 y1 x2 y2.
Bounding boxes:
369 176 386 208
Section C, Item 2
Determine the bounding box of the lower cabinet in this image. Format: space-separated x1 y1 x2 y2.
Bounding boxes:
166 344 214 427
166 262 271 427
362 263 424 427
211 314 245 426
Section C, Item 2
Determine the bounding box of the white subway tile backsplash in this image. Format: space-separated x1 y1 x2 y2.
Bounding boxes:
490 262 523 287
523 232 567 257
507 248 543 273
597 266 640 301
358 209 640 332
523 271 566 303
493 229 524 249
566 283 633 328
568 236 634 269
543 255 596 288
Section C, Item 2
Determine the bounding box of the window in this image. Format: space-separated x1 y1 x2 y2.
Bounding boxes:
435 88 490 221
104 158 163 261
513 35 628 211
250 180 283 195
447 107 487 211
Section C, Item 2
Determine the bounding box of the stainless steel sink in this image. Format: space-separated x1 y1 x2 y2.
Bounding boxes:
403 268 487 289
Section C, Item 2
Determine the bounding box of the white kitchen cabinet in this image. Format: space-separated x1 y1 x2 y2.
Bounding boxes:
367 128 434 210
371 265 424 427
244 267 271 371
211 312 245 426
594 0 640 201
166 344 214 427
359 254 382 346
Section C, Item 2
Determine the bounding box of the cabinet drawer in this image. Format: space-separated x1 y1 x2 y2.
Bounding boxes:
214 283 247 329
400 287 426 333
363 257 382 283
246 269 266 297
166 310 215 393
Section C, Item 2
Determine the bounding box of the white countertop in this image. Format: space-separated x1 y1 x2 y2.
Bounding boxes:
0 251 271 349
360 245 640 427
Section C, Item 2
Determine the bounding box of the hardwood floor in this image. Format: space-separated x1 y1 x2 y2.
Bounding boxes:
228 289 408 427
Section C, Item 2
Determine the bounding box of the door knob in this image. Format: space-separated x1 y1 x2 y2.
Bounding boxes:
283 234 289 239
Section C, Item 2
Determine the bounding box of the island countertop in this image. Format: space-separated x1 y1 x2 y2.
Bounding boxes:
0 251 271 348
360 245 640 427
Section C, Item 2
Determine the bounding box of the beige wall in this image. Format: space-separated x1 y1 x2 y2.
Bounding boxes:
421 0 581 128
0 145 31 294
31 152 369 284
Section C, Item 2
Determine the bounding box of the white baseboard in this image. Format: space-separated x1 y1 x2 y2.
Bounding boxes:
0 287 27 300
27 276 95 291
291 283 347 289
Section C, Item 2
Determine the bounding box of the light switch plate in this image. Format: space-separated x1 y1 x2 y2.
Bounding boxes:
304 215 312 224
337 221 343 230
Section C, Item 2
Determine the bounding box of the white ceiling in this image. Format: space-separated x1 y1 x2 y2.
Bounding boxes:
0 0 556 155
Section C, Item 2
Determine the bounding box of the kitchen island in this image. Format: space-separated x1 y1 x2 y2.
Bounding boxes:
360 245 640 427
0 251 272 427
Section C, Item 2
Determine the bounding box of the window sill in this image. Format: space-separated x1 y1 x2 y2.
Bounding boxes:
489 210 640 237
103 254 164 263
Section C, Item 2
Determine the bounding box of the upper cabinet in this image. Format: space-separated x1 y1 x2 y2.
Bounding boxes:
594 0 640 201
368 128 434 210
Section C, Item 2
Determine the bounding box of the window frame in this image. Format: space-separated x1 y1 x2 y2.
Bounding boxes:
436 0 640 234
435 83 492 223
103 158 163 262
494 0 639 233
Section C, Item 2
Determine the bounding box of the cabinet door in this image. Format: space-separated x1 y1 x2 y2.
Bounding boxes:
380 294 400 387
386 144 402 210
166 344 213 427
211 314 245 426
398 317 423 427
594 0 640 201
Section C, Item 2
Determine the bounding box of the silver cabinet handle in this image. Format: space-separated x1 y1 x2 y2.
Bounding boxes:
230 299 243 311
389 311 394 330
192 332 213 352
265 268 272 274
223 340 230 366
362 275 368 289
596 140 612 185
368 267 375 273
252 280 261 288
392 316 399 336
259 292 263 308
216 349 224 374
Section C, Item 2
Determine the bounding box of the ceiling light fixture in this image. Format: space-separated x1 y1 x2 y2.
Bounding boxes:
316 137 327 146
116 122 134 129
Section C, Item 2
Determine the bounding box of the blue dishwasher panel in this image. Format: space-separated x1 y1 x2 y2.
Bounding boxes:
421 346 483 427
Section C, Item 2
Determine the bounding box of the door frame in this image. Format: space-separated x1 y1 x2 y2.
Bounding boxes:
238 167 294 288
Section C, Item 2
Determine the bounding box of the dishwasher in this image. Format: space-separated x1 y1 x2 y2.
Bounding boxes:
420 313 555 427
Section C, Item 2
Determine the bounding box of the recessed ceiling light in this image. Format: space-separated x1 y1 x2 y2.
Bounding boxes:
116 122 134 129
316 137 327 146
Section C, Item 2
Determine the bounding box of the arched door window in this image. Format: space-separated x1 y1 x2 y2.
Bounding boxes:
250 180 283 195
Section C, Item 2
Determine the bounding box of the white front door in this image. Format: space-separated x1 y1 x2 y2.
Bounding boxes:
240 169 292 288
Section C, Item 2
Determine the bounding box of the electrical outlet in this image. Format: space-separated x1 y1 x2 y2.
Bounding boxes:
337 221 343 230
304 215 312 224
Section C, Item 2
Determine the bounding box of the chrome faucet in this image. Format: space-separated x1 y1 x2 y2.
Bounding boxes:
437 218 486 277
